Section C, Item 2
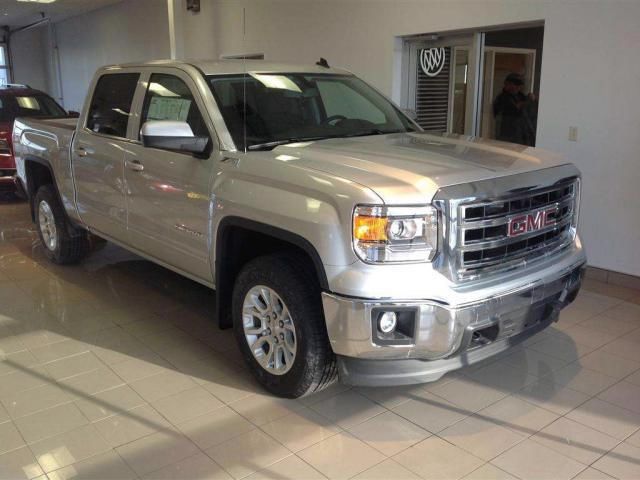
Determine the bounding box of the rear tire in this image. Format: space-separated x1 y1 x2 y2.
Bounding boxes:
232 254 337 398
34 185 89 264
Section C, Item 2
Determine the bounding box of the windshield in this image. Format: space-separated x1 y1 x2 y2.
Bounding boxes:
14 94 67 118
207 73 416 150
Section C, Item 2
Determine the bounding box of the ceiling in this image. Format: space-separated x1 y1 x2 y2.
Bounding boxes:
0 0 123 30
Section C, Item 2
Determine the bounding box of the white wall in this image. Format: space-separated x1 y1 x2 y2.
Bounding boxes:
182 0 640 277
53 0 170 110
11 26 50 93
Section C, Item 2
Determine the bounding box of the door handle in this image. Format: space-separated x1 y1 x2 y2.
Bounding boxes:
75 146 94 157
127 159 144 172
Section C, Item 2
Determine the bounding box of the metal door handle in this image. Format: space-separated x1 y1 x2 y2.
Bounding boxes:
127 160 144 172
75 146 94 157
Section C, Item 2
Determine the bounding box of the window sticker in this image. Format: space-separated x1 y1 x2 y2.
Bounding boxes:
148 97 192 122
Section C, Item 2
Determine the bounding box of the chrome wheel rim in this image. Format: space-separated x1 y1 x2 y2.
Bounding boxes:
38 200 57 251
242 285 297 375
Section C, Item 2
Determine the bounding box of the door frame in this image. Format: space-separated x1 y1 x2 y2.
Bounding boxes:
480 46 537 139
400 32 485 135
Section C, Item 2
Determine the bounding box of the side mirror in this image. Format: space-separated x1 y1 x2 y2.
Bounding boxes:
67 111 80 118
141 120 209 155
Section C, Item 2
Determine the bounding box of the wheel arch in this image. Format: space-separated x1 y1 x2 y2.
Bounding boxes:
23 156 58 221
214 216 329 329
23 156 81 239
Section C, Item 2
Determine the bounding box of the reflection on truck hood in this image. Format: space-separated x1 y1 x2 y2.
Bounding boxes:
271 132 569 204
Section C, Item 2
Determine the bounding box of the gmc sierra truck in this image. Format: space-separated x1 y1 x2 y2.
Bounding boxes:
13 60 586 398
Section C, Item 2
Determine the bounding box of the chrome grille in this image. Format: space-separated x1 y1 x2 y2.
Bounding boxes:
455 179 579 278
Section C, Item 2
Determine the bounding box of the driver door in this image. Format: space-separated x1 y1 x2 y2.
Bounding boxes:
123 68 215 283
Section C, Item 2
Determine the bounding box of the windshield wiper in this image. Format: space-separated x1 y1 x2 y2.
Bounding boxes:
247 136 327 151
336 128 411 138
247 128 414 151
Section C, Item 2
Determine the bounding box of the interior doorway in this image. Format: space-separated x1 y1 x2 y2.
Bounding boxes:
480 47 536 141
400 24 544 146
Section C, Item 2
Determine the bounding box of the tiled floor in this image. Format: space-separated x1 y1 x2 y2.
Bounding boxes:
1 194 639 480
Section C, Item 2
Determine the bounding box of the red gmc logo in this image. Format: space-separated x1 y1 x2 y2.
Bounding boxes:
507 206 558 237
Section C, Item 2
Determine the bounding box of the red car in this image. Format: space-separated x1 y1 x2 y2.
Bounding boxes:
0 84 70 195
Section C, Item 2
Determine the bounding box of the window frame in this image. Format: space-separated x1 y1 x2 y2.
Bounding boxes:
82 70 142 141
139 72 210 142
124 67 219 153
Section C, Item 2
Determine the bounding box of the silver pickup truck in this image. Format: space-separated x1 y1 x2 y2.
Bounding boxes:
13 60 586 398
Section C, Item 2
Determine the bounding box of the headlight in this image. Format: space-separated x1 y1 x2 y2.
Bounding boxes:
353 205 438 263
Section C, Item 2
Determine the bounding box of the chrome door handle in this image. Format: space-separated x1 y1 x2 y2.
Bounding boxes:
75 146 94 157
127 160 144 172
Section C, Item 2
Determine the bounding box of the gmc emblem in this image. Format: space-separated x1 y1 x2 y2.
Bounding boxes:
507 206 558 237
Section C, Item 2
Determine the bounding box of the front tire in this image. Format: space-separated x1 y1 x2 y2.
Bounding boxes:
34 185 89 264
232 254 337 398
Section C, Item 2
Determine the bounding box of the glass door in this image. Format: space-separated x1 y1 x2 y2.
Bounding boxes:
405 33 483 135
480 47 537 144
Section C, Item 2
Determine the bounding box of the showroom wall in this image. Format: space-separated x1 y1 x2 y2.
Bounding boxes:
8 0 640 278
51 0 170 110
10 26 49 93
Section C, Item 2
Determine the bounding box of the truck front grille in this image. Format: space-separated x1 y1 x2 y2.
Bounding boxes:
454 179 579 278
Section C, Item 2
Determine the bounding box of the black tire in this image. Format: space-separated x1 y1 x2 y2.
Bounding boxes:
34 185 89 264
232 254 337 398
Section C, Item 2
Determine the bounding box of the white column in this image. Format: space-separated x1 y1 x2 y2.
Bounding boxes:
167 0 185 59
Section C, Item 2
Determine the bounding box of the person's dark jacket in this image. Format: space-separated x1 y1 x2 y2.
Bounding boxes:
493 90 534 145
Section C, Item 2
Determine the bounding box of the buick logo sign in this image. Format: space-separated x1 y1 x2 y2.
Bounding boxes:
419 47 446 77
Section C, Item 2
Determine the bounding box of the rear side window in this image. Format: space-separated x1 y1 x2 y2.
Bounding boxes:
140 73 208 137
15 95 66 117
86 73 140 138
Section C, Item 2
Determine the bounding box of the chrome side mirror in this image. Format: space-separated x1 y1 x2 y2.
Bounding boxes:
141 120 209 155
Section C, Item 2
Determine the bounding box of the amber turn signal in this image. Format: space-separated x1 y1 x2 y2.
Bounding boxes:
353 215 388 242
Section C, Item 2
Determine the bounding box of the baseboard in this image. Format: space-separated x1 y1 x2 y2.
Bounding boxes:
585 266 640 291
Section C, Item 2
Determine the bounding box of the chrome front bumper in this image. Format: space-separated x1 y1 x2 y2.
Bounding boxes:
322 260 585 387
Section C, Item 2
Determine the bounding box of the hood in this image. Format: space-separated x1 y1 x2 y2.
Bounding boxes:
269 132 569 204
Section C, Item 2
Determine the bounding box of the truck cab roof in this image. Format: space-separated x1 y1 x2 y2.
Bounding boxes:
100 59 352 76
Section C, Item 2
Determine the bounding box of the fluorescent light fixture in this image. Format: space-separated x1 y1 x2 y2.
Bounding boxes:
17 0 57 3
148 82 179 97
251 74 301 93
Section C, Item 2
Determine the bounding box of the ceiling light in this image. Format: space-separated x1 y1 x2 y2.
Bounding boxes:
17 0 57 4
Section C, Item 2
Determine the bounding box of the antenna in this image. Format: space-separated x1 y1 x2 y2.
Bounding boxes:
316 58 330 68
242 7 247 153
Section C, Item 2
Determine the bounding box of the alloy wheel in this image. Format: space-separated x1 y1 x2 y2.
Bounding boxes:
242 285 297 375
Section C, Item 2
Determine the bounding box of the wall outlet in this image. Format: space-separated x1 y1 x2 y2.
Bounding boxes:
568 126 578 142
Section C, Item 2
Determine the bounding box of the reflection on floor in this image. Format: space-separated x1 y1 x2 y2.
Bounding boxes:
0 195 639 480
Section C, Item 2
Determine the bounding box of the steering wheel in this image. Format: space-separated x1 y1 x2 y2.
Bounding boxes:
321 114 347 126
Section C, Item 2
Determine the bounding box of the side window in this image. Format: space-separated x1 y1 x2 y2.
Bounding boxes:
316 80 386 124
86 73 139 138
141 73 208 138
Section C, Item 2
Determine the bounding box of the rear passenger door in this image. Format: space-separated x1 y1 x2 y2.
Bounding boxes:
73 71 141 241
123 68 215 283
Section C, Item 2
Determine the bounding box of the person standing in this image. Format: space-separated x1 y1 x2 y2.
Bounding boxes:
493 73 537 146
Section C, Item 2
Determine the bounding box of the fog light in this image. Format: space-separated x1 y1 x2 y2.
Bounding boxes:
378 311 397 333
